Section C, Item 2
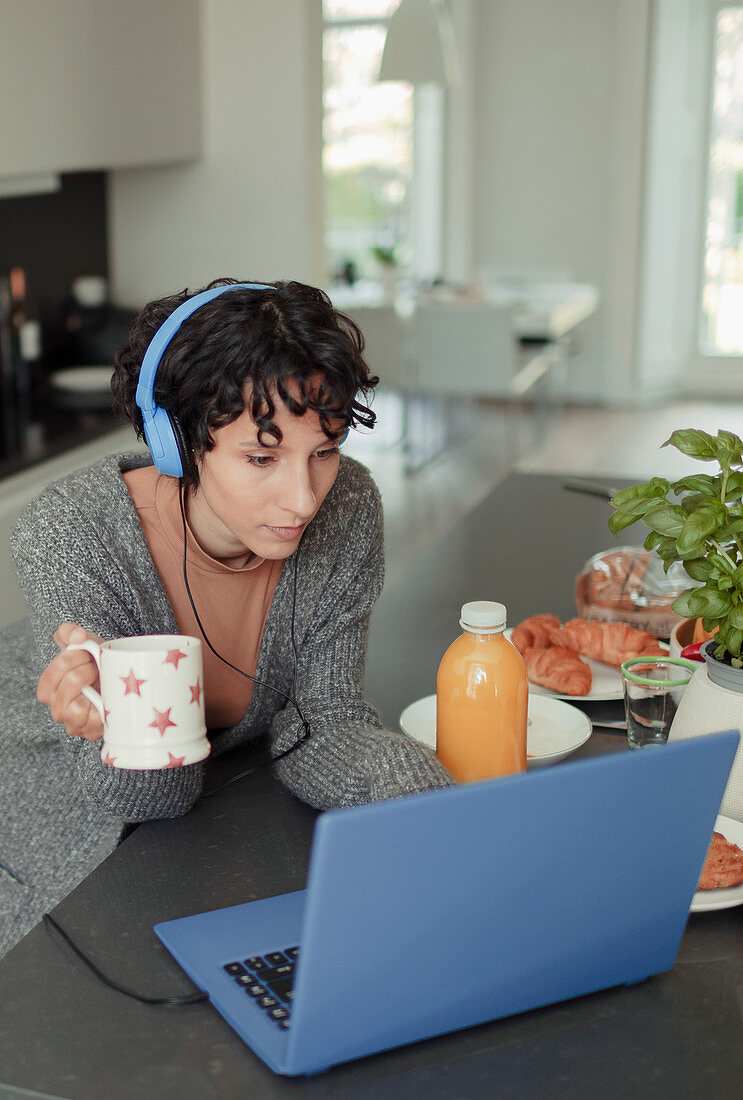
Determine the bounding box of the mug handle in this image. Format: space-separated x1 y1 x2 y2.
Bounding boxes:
65 640 105 722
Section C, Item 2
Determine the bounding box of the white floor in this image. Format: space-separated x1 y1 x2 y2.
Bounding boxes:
344 394 743 581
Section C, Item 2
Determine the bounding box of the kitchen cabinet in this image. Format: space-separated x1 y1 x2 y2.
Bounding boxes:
0 0 201 178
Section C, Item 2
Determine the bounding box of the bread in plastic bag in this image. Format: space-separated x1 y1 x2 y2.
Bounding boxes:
575 546 693 639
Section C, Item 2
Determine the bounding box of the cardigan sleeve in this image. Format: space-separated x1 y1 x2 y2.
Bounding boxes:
267 469 454 809
11 480 204 822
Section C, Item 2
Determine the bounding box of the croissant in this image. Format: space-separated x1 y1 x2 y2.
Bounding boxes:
523 646 592 696
511 614 562 655
547 618 665 669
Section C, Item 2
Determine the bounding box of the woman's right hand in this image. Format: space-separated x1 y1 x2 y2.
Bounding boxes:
37 623 105 740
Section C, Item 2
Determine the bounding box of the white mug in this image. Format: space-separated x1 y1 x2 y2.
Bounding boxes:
66 634 210 770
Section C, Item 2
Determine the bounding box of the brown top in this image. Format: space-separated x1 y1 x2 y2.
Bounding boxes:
123 466 282 729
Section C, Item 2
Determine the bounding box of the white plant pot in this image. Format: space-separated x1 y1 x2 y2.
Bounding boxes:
669 663 743 820
378 265 397 300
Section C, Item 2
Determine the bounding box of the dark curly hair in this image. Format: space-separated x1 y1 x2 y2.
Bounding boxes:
111 278 379 486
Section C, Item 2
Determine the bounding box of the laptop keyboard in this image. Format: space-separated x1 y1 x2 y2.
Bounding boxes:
223 946 299 1030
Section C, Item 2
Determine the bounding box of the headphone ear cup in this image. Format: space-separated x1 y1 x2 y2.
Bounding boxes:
168 412 194 481
141 405 185 478
135 283 275 479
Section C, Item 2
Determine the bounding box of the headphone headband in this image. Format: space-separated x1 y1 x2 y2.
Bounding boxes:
135 282 274 477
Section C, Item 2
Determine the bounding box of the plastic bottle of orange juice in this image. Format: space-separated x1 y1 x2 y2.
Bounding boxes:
436 601 528 783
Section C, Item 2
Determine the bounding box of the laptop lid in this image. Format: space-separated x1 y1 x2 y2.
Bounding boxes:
156 731 738 1076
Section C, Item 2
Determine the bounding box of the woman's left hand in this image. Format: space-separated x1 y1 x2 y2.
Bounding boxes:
37 623 105 740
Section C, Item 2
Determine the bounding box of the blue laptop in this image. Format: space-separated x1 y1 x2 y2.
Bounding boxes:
155 731 738 1076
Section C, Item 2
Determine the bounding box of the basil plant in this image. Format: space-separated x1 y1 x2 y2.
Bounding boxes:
608 429 743 667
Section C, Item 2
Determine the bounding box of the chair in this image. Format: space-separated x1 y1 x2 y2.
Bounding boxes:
407 298 561 470
341 305 411 392
410 299 519 397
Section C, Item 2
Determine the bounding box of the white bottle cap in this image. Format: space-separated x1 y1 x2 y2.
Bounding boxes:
459 601 507 633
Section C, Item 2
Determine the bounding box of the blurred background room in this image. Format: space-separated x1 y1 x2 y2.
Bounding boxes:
1 0 743 600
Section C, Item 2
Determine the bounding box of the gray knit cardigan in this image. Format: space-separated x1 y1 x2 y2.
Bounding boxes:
0 452 451 958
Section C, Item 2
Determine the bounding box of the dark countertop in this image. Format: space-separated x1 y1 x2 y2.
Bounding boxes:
0 405 123 482
366 470 634 730
0 472 739 1098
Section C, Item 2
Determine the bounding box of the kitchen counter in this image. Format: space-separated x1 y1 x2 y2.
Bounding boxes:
0 419 147 630
0 473 739 1097
0 406 122 482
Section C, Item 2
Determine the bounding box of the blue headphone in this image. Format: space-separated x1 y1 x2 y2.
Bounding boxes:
135 282 274 478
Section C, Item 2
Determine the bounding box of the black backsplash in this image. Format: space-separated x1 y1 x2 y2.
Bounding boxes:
0 172 126 477
0 171 108 333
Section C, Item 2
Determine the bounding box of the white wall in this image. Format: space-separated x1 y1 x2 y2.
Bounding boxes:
468 0 651 405
108 0 324 306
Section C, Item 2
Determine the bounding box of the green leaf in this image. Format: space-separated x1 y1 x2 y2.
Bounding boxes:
655 536 681 562
710 552 735 572
608 509 637 535
683 557 714 582
672 474 719 496
662 429 718 461
687 587 733 618
642 503 687 538
672 590 696 617
608 497 666 534
643 530 662 551
651 541 676 562
717 429 743 457
729 605 743 629
726 624 743 658
694 497 728 514
677 512 720 555
725 471 743 500
717 449 739 471
717 517 743 540
716 624 730 653
680 493 710 514
609 482 664 507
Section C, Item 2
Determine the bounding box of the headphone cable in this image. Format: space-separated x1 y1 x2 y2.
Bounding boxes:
178 482 312 795
40 494 313 1000
42 913 208 1005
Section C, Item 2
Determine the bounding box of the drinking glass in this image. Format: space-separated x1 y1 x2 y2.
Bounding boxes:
621 657 697 749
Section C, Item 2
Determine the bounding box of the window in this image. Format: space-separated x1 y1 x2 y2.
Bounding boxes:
322 1 413 283
701 5 743 353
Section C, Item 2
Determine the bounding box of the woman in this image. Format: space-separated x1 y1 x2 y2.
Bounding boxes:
0 279 451 958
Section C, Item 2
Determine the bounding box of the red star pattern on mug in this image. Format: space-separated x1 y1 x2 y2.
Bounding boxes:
189 679 201 706
149 707 177 736
103 751 117 766
120 669 146 696
163 752 186 768
163 648 187 670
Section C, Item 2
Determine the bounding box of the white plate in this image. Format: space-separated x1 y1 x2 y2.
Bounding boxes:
690 815 743 913
49 366 113 393
399 693 591 768
504 628 669 702
527 657 623 701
